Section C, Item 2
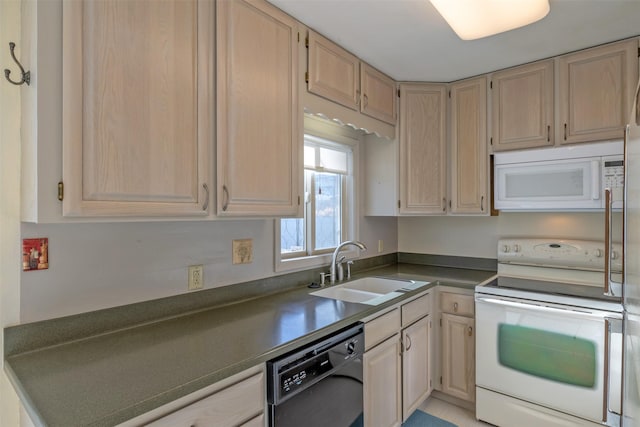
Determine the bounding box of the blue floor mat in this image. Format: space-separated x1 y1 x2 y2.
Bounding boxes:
403 410 458 427
349 410 457 427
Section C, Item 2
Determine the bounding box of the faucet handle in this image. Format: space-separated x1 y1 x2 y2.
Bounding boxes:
346 260 354 279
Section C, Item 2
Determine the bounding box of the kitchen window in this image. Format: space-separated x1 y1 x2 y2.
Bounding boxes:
275 122 359 272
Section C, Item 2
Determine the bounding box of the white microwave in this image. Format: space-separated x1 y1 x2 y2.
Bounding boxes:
494 141 624 211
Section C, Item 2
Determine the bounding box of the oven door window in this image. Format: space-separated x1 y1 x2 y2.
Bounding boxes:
498 324 596 388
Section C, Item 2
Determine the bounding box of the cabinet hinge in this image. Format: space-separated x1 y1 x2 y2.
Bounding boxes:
448 90 451 98
440 376 442 385
397 200 401 209
305 37 309 48
298 195 301 205
305 71 309 84
57 181 64 201
430 379 432 388
439 318 442 327
449 200 452 209
637 47 640 57
490 137 493 146
490 81 493 89
397 88 401 98
297 32 300 43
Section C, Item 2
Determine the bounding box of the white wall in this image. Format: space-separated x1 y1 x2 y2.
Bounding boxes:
20 215 397 323
398 212 620 259
1 0 24 425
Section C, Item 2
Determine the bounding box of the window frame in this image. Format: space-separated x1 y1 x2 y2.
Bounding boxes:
275 117 361 273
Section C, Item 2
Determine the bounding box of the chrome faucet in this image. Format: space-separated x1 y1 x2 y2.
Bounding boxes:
330 240 367 284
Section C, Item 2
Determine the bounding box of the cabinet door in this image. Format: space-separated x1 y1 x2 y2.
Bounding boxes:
217 0 301 216
62 0 212 217
491 60 554 151
399 84 447 214
402 316 431 421
361 62 397 125
364 334 402 427
559 39 638 144
450 77 488 214
441 313 475 402
307 30 360 111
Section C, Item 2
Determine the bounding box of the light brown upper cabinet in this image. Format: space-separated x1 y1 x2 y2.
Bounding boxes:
490 60 554 152
360 62 397 125
398 84 447 215
559 39 638 144
307 31 397 125
450 77 488 214
307 31 360 111
217 0 301 217
62 0 213 217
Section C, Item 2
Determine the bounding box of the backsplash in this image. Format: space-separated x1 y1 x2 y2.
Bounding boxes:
398 211 622 259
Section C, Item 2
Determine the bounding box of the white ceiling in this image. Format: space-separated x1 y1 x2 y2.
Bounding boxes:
267 0 640 82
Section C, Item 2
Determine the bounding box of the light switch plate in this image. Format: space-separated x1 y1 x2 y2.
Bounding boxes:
232 239 253 265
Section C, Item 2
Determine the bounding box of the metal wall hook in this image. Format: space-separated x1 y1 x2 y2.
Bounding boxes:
4 42 30 86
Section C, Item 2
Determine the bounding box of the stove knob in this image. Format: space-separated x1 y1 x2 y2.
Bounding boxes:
502 245 510 253
592 249 603 258
513 244 520 253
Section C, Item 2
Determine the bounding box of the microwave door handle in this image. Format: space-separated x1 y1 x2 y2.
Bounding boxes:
604 189 623 297
592 160 600 200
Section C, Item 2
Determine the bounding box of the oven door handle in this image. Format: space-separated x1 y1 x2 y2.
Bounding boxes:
475 295 619 320
603 317 622 425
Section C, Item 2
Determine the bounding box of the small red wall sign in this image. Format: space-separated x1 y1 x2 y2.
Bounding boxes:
23 238 49 271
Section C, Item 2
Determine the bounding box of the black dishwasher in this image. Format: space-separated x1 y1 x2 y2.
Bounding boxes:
267 323 364 427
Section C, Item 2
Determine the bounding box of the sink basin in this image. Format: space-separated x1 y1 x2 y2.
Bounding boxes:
311 277 429 305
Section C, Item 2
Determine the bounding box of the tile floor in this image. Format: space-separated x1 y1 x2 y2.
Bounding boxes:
420 397 492 427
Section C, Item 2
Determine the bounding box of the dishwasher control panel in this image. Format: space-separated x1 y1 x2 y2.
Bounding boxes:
267 324 364 405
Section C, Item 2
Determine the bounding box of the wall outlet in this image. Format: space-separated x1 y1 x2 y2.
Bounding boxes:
232 239 253 265
188 265 204 290
378 240 384 253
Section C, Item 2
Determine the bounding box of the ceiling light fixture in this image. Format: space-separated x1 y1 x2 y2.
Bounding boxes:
430 0 550 40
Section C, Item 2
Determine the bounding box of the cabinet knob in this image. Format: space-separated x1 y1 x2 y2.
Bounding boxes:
453 302 458 312
468 326 473 337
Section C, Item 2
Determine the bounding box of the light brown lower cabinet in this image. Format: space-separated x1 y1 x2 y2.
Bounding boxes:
441 312 475 402
363 292 432 427
363 334 402 427
402 315 432 420
144 370 264 427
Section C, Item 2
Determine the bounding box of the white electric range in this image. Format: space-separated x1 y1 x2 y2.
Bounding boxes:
475 238 624 427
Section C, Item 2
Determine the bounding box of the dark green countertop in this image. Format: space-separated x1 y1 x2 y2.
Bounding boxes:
4 263 496 427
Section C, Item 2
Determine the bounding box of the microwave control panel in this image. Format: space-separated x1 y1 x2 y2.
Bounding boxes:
604 159 624 189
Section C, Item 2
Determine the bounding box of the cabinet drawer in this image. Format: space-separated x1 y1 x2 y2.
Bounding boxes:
401 293 432 327
241 413 265 427
365 308 401 351
146 371 264 427
440 292 474 316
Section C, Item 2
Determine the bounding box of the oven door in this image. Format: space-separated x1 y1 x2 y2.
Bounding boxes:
476 295 622 425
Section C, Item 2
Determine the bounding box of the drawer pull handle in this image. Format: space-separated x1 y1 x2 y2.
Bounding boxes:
405 334 412 351
453 302 458 312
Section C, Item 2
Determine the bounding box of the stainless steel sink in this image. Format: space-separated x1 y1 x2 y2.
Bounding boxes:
311 277 430 305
